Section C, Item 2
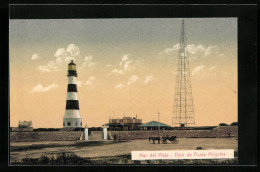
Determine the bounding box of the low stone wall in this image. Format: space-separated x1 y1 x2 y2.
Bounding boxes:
10 131 84 142
108 126 238 140
11 127 33 132
10 126 237 142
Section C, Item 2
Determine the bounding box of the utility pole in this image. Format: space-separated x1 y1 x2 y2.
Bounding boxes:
158 112 160 137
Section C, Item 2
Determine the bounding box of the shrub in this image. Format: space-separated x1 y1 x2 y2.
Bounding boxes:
13 152 93 165
196 147 203 150
19 158 38 165
39 155 50 164
133 160 141 164
73 127 84 131
231 122 238 126
219 123 228 126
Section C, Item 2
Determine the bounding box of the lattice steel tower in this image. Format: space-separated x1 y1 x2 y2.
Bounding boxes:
172 20 195 127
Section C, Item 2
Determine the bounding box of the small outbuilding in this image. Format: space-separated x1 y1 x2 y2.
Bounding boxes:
106 116 142 131
138 121 171 130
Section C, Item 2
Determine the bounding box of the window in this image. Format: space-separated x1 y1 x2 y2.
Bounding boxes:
63 122 65 126
81 122 82 126
75 122 77 126
68 122 71 126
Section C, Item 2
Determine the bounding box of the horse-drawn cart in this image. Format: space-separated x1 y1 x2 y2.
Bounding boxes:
148 136 178 144
162 136 178 144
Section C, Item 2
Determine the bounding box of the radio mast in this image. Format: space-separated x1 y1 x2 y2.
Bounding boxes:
172 20 195 127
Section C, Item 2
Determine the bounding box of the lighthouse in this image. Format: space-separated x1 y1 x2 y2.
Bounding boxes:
63 60 82 128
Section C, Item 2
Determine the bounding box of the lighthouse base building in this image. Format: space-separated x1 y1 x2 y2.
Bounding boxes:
63 112 82 128
63 60 82 128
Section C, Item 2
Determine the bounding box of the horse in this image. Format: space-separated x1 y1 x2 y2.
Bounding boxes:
162 136 178 144
148 137 161 144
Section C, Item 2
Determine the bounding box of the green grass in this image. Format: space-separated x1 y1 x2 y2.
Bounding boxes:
11 141 127 152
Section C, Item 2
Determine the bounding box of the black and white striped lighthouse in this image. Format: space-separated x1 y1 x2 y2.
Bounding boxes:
63 60 82 128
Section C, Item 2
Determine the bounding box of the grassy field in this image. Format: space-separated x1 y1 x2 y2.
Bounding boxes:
10 138 238 165
10 141 127 152
12 152 238 165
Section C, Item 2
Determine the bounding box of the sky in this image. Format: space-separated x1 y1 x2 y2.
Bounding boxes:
9 18 237 128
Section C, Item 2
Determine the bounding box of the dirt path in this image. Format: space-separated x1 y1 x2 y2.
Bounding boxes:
10 138 237 163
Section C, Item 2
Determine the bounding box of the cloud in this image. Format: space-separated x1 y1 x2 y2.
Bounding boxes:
77 80 83 87
119 54 133 71
114 83 125 89
39 44 80 73
207 66 217 77
112 69 124 75
31 83 58 92
119 54 130 66
123 60 133 71
65 56 76 63
165 44 180 53
54 44 80 61
114 75 139 89
54 48 66 58
112 54 143 75
192 65 205 76
191 65 218 77
83 55 96 67
39 60 59 72
84 56 92 61
144 75 154 84
135 59 144 66
127 75 139 85
121 54 129 62
39 65 50 72
186 44 206 55
205 45 219 56
84 76 96 86
164 43 219 57
31 53 40 60
66 44 80 57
